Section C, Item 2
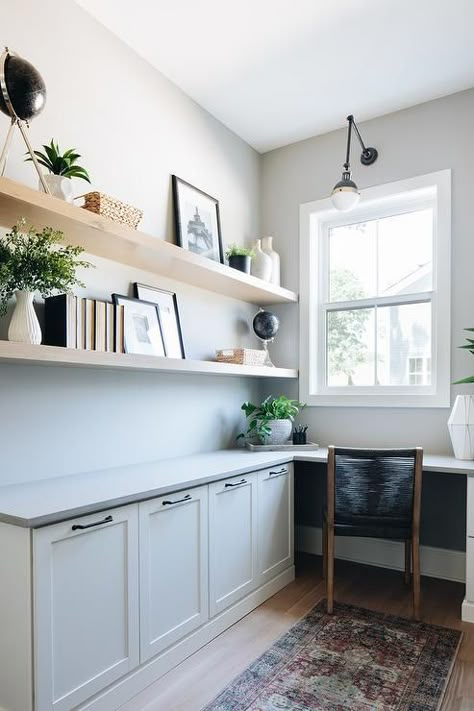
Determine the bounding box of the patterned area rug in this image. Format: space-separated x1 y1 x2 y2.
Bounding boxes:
204 601 462 711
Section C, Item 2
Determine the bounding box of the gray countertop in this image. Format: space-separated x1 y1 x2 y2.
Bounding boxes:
0 447 472 528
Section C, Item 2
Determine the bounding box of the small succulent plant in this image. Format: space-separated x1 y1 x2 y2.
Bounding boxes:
26 139 91 182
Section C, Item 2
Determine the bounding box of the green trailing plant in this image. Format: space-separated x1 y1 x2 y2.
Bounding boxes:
25 139 91 182
0 219 90 315
238 395 305 443
454 327 474 384
225 244 256 259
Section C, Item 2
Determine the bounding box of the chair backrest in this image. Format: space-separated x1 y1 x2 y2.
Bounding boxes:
327 446 423 531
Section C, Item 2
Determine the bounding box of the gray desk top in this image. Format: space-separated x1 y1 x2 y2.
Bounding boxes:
0 448 472 528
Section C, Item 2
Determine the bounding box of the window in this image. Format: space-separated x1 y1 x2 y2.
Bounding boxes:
300 171 451 407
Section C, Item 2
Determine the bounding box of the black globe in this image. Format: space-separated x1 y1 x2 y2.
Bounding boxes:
253 310 279 340
0 52 46 120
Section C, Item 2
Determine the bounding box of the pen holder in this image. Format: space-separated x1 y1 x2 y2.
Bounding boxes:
293 431 307 445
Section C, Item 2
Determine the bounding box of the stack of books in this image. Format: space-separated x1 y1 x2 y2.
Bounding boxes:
44 295 124 353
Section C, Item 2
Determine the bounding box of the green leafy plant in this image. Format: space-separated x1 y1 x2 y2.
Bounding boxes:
26 139 91 183
225 243 256 259
238 395 305 443
0 219 90 315
454 327 474 384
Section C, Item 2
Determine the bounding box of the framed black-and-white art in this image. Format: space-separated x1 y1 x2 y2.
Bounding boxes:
112 294 165 356
133 283 186 359
172 175 224 264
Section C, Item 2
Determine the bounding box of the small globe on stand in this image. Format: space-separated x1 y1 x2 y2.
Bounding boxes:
253 309 279 367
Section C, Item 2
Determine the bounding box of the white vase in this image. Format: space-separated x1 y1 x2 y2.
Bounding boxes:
8 290 42 345
448 395 474 460
40 174 74 203
261 236 280 286
265 419 292 445
251 239 272 281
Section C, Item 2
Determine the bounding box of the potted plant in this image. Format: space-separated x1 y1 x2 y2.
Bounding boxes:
225 244 255 274
238 395 305 444
0 219 90 344
25 139 91 202
448 328 474 459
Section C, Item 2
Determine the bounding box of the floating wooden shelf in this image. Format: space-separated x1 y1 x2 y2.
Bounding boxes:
0 341 298 379
0 178 298 306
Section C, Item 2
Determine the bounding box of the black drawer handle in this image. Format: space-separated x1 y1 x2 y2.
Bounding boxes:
162 494 192 506
225 479 247 488
72 515 113 531
269 468 288 476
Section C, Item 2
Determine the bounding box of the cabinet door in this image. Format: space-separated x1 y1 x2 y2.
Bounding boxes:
139 486 208 662
33 505 139 711
257 464 294 586
209 473 258 616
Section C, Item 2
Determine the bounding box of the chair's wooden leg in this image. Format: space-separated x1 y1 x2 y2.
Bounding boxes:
404 539 411 585
412 537 420 620
322 519 327 580
327 526 334 614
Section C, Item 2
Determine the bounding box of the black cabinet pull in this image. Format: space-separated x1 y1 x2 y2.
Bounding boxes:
162 494 192 506
225 479 247 488
269 468 288 476
72 515 113 531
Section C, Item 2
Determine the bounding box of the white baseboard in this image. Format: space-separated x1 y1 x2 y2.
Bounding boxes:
296 525 465 584
79 567 295 711
462 599 474 622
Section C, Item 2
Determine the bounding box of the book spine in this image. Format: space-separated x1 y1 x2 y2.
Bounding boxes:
115 304 124 353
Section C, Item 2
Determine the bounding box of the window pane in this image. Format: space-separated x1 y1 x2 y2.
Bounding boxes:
376 302 431 386
327 308 374 386
329 221 376 302
378 209 432 296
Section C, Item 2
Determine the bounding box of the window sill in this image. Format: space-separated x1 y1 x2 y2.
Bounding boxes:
301 392 451 409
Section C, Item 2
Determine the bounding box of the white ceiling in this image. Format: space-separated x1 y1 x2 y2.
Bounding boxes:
75 0 474 152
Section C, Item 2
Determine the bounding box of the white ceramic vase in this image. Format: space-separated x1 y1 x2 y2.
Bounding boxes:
251 239 272 281
261 236 280 286
265 419 292 445
447 395 474 460
40 174 74 203
8 290 42 345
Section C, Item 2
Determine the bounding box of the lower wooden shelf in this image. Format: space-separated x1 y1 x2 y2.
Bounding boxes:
0 341 298 379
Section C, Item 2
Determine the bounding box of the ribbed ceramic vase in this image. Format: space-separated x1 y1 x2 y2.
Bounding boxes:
8 290 42 344
261 236 280 286
448 395 474 460
265 419 292 445
251 239 272 281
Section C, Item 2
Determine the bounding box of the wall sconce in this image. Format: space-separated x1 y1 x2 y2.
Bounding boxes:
331 114 378 211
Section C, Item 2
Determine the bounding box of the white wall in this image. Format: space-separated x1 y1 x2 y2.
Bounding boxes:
0 0 263 484
262 89 474 454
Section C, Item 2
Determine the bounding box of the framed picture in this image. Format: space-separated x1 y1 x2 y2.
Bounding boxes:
133 283 186 359
112 294 165 357
172 175 224 264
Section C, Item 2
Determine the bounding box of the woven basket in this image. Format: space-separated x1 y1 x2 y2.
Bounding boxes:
81 192 143 229
216 348 267 366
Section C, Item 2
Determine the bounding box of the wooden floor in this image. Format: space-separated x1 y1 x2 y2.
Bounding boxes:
121 555 474 711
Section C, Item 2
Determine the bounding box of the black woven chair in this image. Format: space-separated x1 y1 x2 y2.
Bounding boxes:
323 446 423 619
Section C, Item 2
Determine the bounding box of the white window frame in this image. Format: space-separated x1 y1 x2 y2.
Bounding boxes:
299 170 451 408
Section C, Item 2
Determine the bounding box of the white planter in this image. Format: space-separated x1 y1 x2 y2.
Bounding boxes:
261 236 280 286
265 419 292 445
8 290 42 344
40 174 74 203
448 395 474 460
251 239 272 281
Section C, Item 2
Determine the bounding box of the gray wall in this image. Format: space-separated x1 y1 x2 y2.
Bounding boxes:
0 0 263 485
262 88 474 454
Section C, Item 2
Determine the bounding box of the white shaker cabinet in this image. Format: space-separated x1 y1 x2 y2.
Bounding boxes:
209 472 258 616
33 504 139 711
139 486 209 662
257 463 294 586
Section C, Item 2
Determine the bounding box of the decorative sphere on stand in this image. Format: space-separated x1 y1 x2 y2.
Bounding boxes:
253 309 279 367
0 50 46 120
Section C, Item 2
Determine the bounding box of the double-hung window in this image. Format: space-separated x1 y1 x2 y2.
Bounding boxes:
300 171 451 407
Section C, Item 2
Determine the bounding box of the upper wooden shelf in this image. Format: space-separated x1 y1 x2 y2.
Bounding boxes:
0 178 298 306
0 341 298 379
